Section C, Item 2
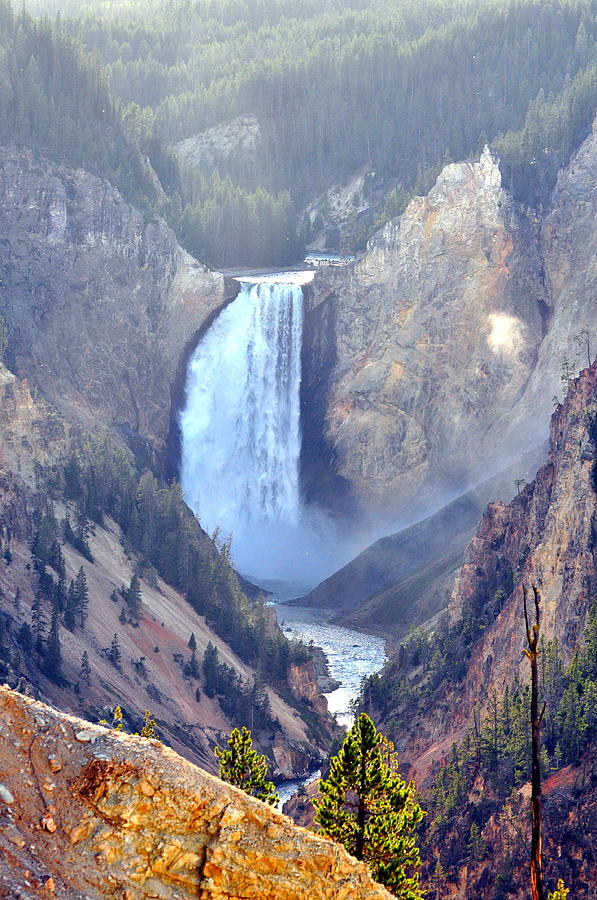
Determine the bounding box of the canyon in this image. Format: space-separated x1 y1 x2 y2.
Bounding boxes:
2 117 595 545
0 108 595 899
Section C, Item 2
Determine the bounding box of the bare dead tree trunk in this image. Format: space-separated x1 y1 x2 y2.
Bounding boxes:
523 584 546 900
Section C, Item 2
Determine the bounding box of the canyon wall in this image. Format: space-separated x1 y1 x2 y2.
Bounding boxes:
0 686 392 900
302 122 597 526
1 128 594 532
0 147 231 463
392 361 597 783
0 358 331 777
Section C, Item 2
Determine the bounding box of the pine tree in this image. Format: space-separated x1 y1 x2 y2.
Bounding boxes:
44 602 63 682
125 573 142 622
31 592 46 653
203 641 219 697
313 713 424 898
214 726 279 806
187 631 199 677
79 650 91 686
18 622 33 655
74 567 89 628
13 586 21 618
108 633 121 668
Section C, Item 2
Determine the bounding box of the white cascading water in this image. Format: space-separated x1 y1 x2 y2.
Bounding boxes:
180 279 308 583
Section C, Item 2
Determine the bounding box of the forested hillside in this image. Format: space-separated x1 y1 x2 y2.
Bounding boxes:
0 1 159 211
18 0 596 264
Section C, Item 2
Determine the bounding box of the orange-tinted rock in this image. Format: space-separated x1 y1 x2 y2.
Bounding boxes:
0 686 392 900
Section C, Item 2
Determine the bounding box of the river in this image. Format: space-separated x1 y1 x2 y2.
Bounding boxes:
273 598 386 807
177 270 387 808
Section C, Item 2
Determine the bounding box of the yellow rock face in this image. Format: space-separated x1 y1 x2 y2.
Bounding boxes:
0 686 392 900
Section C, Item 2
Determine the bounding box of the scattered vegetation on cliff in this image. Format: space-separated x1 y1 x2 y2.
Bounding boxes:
358 598 596 897
52 436 298 683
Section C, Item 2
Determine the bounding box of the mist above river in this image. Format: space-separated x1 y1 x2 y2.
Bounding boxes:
179 272 366 586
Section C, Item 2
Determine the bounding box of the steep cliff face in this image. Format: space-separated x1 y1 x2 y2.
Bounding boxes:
302 146 547 519
0 147 230 463
0 687 392 900
507 116 597 439
389 362 597 783
0 360 332 778
445 361 597 704
302 126 597 525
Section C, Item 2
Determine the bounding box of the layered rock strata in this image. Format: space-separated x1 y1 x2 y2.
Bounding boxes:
402 362 597 783
302 122 597 525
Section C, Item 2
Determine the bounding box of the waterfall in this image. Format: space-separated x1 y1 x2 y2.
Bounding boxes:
180 279 305 581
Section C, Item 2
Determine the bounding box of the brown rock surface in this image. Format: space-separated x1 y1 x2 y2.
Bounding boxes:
386 361 597 785
302 146 546 520
0 686 392 900
302 125 597 525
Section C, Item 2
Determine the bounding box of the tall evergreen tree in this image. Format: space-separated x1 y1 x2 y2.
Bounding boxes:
79 649 91 686
31 592 46 653
214 726 279 806
108 633 121 669
74 567 89 628
125 573 142 622
44 602 63 682
203 641 219 697
187 631 199 677
314 713 424 898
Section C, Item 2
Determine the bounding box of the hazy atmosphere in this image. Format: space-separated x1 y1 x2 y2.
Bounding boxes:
0 1 595 898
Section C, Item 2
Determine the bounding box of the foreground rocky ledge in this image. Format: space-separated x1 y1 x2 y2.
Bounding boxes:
0 686 391 899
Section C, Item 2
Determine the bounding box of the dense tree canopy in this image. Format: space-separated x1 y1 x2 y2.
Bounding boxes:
4 0 597 263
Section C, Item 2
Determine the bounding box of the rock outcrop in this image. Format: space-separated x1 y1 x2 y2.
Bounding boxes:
0 686 392 900
302 125 597 526
301 146 547 520
507 114 597 439
175 116 263 174
0 147 232 463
